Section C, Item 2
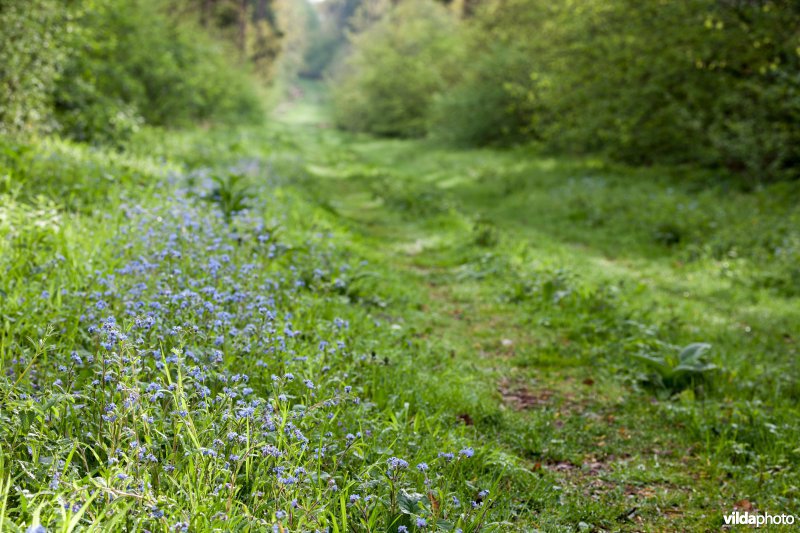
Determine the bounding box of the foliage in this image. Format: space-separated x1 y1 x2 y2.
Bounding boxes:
334 0 800 183
54 0 263 144
430 40 542 146
633 343 718 394
331 0 462 137
0 0 264 144
174 0 284 81
525 0 800 182
0 0 70 136
205 172 254 222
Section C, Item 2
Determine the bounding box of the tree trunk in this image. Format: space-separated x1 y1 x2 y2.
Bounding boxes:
239 0 247 54
201 0 213 27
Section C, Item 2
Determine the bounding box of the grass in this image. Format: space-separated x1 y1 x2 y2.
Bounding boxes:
0 82 798 531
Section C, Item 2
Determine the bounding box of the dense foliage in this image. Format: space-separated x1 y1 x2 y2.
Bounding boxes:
331 0 461 137
0 0 69 136
0 0 263 143
330 0 800 183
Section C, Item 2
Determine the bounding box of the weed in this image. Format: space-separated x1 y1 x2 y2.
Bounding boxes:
633 343 718 395
205 172 253 222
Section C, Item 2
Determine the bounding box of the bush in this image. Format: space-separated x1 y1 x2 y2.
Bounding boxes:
0 0 263 144
331 0 461 137
0 0 69 136
430 39 542 146
53 0 263 144
533 0 800 181
341 0 800 183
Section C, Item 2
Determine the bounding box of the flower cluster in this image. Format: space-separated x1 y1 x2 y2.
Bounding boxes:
4 179 492 531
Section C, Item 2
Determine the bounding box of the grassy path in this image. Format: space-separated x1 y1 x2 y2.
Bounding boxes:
4 83 797 530
266 85 800 529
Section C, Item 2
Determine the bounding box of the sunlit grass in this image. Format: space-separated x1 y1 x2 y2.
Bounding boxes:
1 84 798 530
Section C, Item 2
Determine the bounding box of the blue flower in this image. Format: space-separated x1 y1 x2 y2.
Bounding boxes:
415 517 427 528
416 462 429 472
387 457 409 470
26 526 47 533
237 406 255 419
459 447 474 458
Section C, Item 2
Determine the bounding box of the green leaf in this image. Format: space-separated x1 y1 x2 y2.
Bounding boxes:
678 343 711 365
631 352 673 377
397 490 426 515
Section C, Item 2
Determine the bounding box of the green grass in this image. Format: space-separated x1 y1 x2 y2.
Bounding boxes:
1 83 798 531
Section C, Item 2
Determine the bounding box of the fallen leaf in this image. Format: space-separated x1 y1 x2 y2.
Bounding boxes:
457 413 474 426
735 499 753 511
428 492 440 514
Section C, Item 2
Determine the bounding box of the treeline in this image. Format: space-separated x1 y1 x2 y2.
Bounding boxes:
0 0 288 144
324 0 800 184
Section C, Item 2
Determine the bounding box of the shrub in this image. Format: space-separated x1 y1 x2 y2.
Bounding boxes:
0 0 263 144
431 41 542 146
408 0 800 182
331 0 462 137
537 0 800 180
53 0 263 144
0 0 69 136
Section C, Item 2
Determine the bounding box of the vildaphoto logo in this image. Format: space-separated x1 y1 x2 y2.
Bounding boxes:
723 511 796 527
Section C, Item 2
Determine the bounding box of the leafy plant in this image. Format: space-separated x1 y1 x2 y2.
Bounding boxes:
206 172 253 222
634 342 718 395
472 216 500 248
